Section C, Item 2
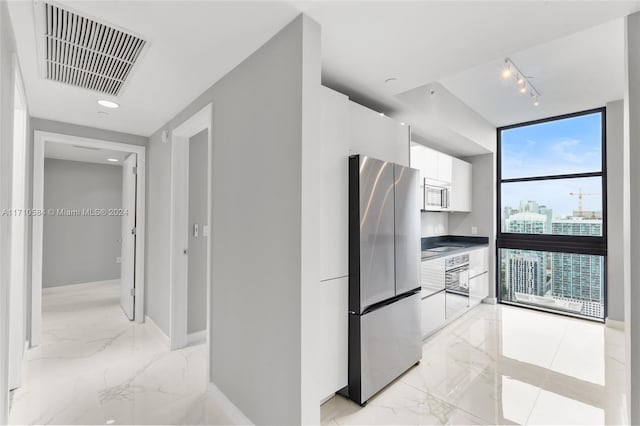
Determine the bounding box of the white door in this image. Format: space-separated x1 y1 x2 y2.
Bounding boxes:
120 153 137 320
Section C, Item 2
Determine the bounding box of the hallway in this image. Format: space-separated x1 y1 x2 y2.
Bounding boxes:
9 282 227 425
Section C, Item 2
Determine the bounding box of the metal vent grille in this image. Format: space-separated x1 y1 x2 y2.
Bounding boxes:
41 2 147 96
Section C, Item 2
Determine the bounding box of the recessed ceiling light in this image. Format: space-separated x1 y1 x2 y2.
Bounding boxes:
107 158 119 162
400 122 406 126
379 112 385 117
98 100 119 109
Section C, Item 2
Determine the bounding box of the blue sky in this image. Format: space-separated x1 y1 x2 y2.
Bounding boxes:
501 112 603 218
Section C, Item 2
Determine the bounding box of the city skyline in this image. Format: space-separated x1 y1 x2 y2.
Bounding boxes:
501 111 603 217
500 200 604 319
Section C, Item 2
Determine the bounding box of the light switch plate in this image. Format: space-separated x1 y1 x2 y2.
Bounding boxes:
203 225 209 237
116 257 122 264
471 226 478 235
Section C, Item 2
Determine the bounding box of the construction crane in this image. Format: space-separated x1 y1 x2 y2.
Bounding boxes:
569 188 598 218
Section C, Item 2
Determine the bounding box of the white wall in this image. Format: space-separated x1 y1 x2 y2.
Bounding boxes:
0 0 20 421
420 212 448 237
42 159 122 287
146 14 321 425
449 153 496 299
399 82 495 156
625 12 640 425
606 100 625 323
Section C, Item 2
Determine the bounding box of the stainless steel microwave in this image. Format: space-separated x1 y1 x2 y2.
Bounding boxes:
424 179 450 210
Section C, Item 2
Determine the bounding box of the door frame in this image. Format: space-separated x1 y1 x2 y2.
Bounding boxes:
31 131 146 347
169 103 212 352
8 54 28 390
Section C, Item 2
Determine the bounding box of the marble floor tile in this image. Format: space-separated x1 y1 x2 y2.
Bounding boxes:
322 304 629 426
8 281 232 426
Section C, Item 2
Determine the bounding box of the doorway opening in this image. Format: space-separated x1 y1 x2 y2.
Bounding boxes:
169 104 212 353
31 132 147 347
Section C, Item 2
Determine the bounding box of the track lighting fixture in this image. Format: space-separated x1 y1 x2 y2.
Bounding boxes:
501 58 541 107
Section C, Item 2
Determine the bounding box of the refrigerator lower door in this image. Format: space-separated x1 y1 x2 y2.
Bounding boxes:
359 292 422 404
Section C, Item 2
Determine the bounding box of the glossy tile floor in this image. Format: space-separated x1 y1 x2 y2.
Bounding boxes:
322 304 628 425
9 281 231 425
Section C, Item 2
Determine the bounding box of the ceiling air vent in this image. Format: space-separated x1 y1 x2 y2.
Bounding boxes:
36 2 147 96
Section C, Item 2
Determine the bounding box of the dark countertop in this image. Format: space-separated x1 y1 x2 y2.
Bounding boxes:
421 235 489 261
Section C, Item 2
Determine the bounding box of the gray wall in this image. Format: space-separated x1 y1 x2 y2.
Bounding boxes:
145 15 321 424
449 153 497 300
606 100 625 322
187 129 207 334
42 159 122 287
31 118 147 147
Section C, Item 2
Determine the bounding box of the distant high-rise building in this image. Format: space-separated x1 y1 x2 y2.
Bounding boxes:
552 219 602 237
551 219 603 317
505 251 547 300
539 205 553 233
572 210 602 220
519 200 539 214
503 213 548 299
506 212 547 234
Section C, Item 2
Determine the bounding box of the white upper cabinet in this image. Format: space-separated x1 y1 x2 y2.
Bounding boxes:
450 157 472 212
436 151 452 184
410 143 452 184
350 102 410 167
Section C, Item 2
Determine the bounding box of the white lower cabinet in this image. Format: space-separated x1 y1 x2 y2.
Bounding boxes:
468 247 489 278
421 291 446 338
318 277 348 401
469 272 489 307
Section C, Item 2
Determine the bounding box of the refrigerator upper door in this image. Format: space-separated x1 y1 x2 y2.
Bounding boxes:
394 164 421 296
358 156 396 310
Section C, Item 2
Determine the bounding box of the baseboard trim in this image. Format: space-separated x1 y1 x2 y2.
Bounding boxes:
482 297 498 305
145 315 170 348
187 330 206 346
605 319 625 330
320 392 335 405
207 382 253 425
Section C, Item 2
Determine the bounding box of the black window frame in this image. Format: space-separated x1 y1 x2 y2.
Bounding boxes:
496 107 608 319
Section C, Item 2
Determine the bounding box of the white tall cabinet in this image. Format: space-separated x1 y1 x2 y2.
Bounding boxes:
319 89 350 281
318 87 410 401
450 157 472 212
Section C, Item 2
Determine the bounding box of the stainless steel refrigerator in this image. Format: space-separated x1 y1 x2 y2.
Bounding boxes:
343 155 422 405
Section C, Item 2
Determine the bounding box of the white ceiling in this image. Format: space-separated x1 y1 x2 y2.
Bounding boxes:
8 1 301 137
45 141 127 165
439 18 625 128
8 1 640 152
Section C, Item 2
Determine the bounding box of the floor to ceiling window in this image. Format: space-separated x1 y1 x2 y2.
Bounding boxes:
497 108 607 321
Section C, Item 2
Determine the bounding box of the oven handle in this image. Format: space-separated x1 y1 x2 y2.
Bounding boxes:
446 264 469 274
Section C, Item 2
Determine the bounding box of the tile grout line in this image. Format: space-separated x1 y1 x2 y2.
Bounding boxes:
523 322 570 425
